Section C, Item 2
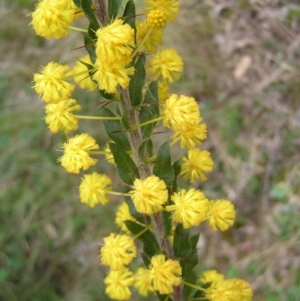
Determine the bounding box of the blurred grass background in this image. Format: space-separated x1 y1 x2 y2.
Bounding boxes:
1 0 300 301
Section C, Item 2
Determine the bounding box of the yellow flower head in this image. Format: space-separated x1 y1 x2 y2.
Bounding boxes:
45 98 81 134
180 148 214 183
145 0 180 22
136 20 163 53
130 175 168 214
58 133 99 174
115 202 135 233
95 19 135 63
207 199 236 231
30 0 76 39
171 123 207 149
147 9 167 28
93 59 135 94
199 270 225 284
72 55 96 91
149 48 183 83
104 268 134 300
166 188 209 229
229 279 253 301
79 172 112 207
33 62 74 103
205 278 252 301
134 267 154 297
100 233 137 270
205 278 236 301
149 254 182 295
163 94 201 131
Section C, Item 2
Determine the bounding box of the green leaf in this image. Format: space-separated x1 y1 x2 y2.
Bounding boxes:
123 0 136 29
183 271 197 300
101 107 131 151
162 209 172 237
173 224 191 259
138 139 153 162
81 0 99 29
108 0 122 20
124 220 159 257
129 54 146 107
124 196 144 221
171 159 181 193
73 0 81 7
139 81 159 139
99 89 115 100
153 142 175 189
109 143 139 185
83 33 96 63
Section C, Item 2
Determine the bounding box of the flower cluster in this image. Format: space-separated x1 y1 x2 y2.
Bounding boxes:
199 270 253 301
30 0 253 300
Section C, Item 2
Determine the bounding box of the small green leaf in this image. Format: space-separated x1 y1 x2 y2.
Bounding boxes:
173 224 191 259
81 0 99 29
153 142 175 189
124 220 159 257
123 0 136 29
108 0 122 20
83 33 96 63
73 0 81 7
172 159 181 193
124 196 144 221
99 89 115 100
162 210 172 237
183 272 197 300
139 81 159 139
101 108 131 151
129 54 146 107
138 139 153 162
109 143 139 185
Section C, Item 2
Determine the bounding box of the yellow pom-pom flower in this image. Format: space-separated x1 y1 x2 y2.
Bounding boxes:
33 62 74 103
180 148 214 183
100 233 137 270
171 123 207 149
147 9 167 28
30 0 76 39
93 60 135 94
45 98 81 133
136 20 163 53
72 55 96 91
115 202 135 233
149 254 182 295
166 188 209 229
104 268 134 301
205 278 253 301
95 19 135 64
130 175 168 214
163 94 201 131
134 267 154 297
79 173 112 207
149 48 183 83
207 200 236 231
145 0 180 22
199 270 225 284
58 133 99 174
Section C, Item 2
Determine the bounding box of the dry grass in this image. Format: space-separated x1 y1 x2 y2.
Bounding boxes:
0 0 300 300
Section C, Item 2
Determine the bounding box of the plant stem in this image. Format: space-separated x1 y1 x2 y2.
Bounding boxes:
121 88 182 301
94 0 107 26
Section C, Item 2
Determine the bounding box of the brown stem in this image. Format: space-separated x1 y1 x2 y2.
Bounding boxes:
94 0 107 26
121 88 182 301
